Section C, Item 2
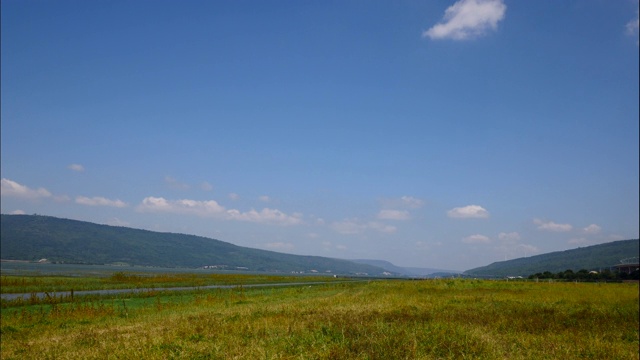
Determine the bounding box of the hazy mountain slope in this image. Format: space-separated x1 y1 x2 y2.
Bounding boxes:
464 239 639 277
0 214 388 275
351 259 461 277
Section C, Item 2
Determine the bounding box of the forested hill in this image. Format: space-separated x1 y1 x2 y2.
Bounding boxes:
464 239 639 277
0 214 388 275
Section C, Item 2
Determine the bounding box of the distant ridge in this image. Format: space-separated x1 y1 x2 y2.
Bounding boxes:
0 214 390 275
464 239 639 277
351 259 461 277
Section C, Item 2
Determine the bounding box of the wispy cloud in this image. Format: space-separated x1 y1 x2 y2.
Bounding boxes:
138 196 226 216
462 234 491 244
68 164 84 172
447 205 489 219
76 196 128 208
534 219 573 232
377 209 411 220
226 208 303 226
137 196 302 226
164 176 190 191
380 196 424 209
330 220 366 235
1 178 52 199
200 182 213 191
10 209 26 215
423 0 506 40
330 219 396 235
259 195 271 203
498 231 521 244
517 244 539 255
627 7 639 44
400 196 424 208
583 224 602 234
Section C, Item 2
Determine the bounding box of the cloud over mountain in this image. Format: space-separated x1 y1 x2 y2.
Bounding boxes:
1 178 52 199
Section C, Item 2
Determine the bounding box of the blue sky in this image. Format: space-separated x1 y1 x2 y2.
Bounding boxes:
2 0 638 271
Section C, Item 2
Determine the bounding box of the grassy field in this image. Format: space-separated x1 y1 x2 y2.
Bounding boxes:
0 275 638 359
0 272 338 294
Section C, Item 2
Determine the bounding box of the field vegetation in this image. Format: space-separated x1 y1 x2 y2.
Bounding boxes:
0 272 336 294
0 275 638 359
528 268 640 281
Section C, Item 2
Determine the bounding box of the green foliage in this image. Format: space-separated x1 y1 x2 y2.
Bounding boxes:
529 268 639 281
1 214 386 275
465 239 639 277
1 272 338 297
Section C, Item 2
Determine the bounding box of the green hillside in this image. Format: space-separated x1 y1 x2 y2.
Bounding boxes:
0 214 388 275
464 239 639 277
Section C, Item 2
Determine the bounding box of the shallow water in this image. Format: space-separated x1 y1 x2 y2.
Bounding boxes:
0 281 335 301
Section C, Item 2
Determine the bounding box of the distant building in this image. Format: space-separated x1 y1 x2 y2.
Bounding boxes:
612 257 639 274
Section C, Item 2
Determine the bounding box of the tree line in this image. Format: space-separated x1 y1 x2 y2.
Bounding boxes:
528 268 639 281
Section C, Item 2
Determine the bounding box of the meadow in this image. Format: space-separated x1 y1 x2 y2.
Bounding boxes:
0 271 337 295
0 274 638 359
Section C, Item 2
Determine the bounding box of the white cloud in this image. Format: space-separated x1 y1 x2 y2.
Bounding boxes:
462 234 491 244
259 195 271 203
330 219 396 235
447 205 489 219
138 196 225 217
228 193 239 201
377 209 411 220
583 224 601 234
200 182 213 191
10 209 26 215
226 208 303 226
423 0 506 40
76 196 128 208
68 164 84 172
138 196 301 226
1 178 52 199
534 219 573 232
498 232 521 244
164 176 190 190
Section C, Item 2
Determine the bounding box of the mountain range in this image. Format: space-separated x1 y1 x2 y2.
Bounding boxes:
0 214 389 276
464 239 639 277
2 214 637 278
350 259 461 277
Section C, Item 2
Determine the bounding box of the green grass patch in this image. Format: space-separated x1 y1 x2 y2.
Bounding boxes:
1 272 337 294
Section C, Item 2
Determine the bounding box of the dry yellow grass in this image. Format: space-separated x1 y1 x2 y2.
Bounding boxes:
1 279 638 359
